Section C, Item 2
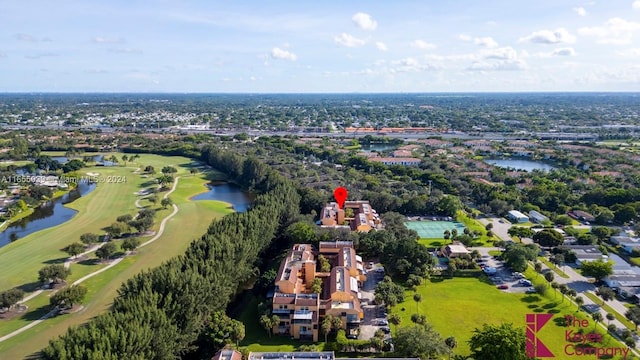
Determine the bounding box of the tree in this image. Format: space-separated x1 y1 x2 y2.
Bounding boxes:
148 194 159 205
507 226 534 239
116 214 133 223
596 286 615 305
468 323 528 360
591 226 613 243
157 174 174 188
394 324 447 359
592 312 603 329
606 312 615 325
62 242 85 258
374 276 405 307
443 230 450 240
551 282 559 300
575 296 584 310
626 306 640 329
38 264 71 284
321 315 333 342
413 293 422 313
533 229 564 247
144 165 155 174
544 271 554 283
318 254 331 273
580 260 613 281
122 237 141 252
534 262 542 277
50 285 87 309
534 284 547 295
284 222 316 244
310 277 322 295
161 166 178 175
95 242 118 261
411 313 426 324
0 288 25 310
259 314 277 337
106 221 129 238
204 311 246 348
121 154 128 166
445 336 458 360
559 284 569 303
80 232 99 245
388 313 401 335
160 197 173 209
551 253 565 268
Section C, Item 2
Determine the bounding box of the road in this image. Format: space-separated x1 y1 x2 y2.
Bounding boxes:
477 217 514 242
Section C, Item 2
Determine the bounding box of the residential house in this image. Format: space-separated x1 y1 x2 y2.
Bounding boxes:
272 242 366 342
368 157 421 166
248 352 336 360
528 210 549 224
610 236 640 254
567 210 595 223
562 245 608 267
507 210 529 223
604 270 640 299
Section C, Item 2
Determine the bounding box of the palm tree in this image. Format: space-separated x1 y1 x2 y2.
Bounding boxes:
551 282 559 300
592 312 603 329
544 271 554 283
559 284 569 303
575 296 584 311
443 230 450 240
413 293 422 314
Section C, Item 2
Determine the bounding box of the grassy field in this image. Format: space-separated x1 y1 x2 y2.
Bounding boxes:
390 271 634 358
538 257 570 278
456 211 493 246
0 154 234 359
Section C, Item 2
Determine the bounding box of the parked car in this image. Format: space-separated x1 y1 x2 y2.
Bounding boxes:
519 279 532 286
497 284 509 289
526 287 537 294
380 326 391 334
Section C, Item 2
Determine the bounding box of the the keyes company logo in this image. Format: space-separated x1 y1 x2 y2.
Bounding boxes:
526 314 630 359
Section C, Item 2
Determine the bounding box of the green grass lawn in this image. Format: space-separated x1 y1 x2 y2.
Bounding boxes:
538 257 570 278
582 292 636 330
237 296 301 352
456 210 493 246
418 238 447 248
391 272 633 358
0 154 234 359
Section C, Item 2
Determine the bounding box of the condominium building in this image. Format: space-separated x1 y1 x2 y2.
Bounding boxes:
271 242 366 341
319 201 383 233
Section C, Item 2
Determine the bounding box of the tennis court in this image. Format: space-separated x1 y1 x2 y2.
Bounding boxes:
405 221 466 239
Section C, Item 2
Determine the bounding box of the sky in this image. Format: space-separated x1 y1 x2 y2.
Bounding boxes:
1 0 640 92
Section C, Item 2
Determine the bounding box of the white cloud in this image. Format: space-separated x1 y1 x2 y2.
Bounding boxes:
334 33 366 47
389 57 440 72
552 47 575 56
483 47 518 60
92 37 125 44
375 41 388 51
270 47 297 61
474 37 499 48
574 7 587 16
469 46 527 71
458 34 472 41
519 28 576 44
352 12 377 31
411 39 436 49
633 1 640 9
578 17 640 44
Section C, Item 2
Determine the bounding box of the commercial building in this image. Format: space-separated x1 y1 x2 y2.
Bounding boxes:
319 201 383 233
272 242 366 341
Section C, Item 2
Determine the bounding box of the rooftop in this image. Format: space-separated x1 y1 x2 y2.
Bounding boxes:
248 352 335 360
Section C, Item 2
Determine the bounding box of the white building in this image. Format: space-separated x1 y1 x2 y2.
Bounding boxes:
507 210 529 223
528 210 549 224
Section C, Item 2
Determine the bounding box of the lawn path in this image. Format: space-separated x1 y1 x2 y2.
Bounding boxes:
0 177 180 343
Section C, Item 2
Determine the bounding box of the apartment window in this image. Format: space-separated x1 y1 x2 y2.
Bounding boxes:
279 305 287 309
301 326 307 332
300 306 309 311
341 312 347 317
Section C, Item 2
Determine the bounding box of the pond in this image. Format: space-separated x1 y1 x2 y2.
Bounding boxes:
360 144 397 153
484 158 556 172
191 182 253 212
0 181 97 248
51 155 116 166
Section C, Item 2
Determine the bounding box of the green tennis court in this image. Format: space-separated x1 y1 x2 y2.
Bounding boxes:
405 221 466 238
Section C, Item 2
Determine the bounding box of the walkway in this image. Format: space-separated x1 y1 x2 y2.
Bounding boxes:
0 177 180 343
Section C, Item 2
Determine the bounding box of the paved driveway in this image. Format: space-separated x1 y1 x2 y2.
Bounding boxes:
478 217 513 242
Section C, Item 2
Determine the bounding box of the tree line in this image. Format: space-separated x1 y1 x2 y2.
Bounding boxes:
40 145 300 359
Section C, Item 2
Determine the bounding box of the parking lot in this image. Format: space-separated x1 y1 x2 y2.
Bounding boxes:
477 252 537 294
358 265 392 343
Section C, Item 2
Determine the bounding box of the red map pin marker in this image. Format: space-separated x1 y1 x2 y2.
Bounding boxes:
334 187 348 209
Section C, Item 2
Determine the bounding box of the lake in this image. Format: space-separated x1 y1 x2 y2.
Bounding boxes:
484 158 556 172
191 182 253 212
51 155 116 166
0 182 96 248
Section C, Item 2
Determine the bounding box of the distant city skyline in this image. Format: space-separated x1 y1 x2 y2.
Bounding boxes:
1 1 640 92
